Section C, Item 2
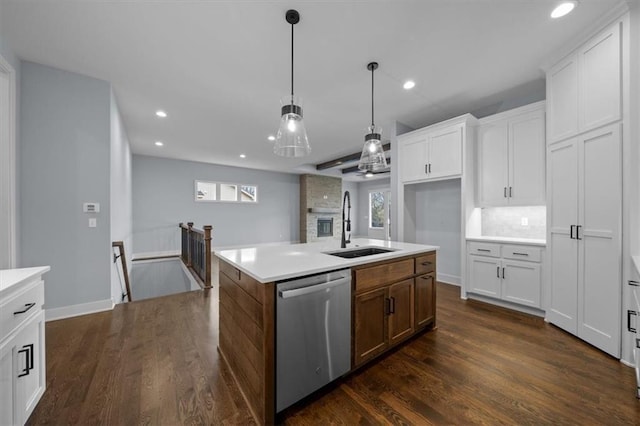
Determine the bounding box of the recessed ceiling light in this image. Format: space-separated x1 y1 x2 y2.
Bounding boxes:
551 2 576 18
267 135 276 141
155 110 167 118
240 154 246 159
403 80 416 90
155 141 163 146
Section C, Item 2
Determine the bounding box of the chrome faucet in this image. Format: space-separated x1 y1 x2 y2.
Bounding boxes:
341 191 351 249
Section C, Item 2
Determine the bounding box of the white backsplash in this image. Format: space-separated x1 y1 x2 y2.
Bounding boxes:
481 206 546 239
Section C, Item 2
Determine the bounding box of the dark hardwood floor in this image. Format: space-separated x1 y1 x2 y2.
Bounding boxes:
28 282 640 425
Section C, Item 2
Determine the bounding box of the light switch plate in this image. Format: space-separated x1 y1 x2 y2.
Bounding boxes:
521 217 529 226
89 218 97 228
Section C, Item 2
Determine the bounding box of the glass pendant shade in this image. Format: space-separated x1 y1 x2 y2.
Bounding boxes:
358 125 387 172
274 96 310 157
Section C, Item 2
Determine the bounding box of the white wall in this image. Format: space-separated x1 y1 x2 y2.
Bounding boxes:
110 91 132 304
413 179 462 285
132 155 300 253
20 61 112 311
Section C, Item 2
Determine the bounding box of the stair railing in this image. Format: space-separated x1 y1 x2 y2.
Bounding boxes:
179 222 213 288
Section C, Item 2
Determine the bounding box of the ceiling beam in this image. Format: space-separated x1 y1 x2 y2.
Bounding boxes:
341 158 391 174
315 143 391 170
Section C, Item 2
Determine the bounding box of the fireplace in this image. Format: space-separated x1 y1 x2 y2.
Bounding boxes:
317 218 333 237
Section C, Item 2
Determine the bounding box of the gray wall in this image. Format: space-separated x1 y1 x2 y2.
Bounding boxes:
132 155 300 253
20 61 112 310
413 179 461 283
356 177 391 237
110 91 132 303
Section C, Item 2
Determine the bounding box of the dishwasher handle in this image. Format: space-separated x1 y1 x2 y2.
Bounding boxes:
279 276 350 299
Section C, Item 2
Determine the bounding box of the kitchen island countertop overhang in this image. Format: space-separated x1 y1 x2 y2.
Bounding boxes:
215 238 439 283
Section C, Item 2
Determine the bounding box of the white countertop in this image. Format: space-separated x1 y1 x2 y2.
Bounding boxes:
215 238 439 283
466 236 546 246
0 266 50 297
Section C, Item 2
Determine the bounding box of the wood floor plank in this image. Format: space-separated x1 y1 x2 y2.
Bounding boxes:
27 281 640 425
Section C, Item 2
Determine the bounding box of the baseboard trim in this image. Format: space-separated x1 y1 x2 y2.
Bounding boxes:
466 292 545 317
46 298 114 322
437 273 461 286
620 359 634 369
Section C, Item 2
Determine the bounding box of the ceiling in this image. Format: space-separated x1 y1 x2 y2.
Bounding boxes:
0 0 624 181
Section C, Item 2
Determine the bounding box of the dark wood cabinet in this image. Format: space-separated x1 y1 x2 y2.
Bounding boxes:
354 287 389 365
388 279 415 344
415 273 436 329
352 252 436 368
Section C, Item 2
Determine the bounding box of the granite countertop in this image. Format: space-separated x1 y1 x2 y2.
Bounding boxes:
215 238 439 283
0 266 50 297
466 236 546 246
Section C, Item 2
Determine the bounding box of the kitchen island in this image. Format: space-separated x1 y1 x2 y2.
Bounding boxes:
216 238 438 424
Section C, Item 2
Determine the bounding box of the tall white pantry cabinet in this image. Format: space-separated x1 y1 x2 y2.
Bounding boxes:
545 17 627 358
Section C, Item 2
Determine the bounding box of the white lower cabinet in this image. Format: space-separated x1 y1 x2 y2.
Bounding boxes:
467 242 543 309
0 269 48 425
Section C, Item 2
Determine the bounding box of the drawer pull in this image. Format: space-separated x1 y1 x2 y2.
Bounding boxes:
420 275 432 280
629 280 640 287
420 261 432 266
512 252 529 256
13 302 36 315
17 344 34 378
477 249 491 253
628 310 638 333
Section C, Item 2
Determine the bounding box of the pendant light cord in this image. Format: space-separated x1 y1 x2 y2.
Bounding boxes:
371 65 375 127
290 22 294 103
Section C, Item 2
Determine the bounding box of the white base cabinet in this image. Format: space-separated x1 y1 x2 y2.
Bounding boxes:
0 267 48 425
467 242 543 309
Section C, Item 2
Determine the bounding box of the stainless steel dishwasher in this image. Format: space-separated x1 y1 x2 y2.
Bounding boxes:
276 268 351 412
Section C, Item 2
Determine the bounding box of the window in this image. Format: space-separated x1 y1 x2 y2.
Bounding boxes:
195 180 258 203
369 191 385 229
195 181 217 201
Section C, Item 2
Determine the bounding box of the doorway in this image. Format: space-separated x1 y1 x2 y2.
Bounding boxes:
0 55 16 269
367 189 391 240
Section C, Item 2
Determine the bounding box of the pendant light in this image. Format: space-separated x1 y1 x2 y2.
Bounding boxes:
358 62 387 172
274 9 311 157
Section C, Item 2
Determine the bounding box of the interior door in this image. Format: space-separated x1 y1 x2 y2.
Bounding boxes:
428 126 462 180
546 139 579 334
577 124 621 358
478 121 508 206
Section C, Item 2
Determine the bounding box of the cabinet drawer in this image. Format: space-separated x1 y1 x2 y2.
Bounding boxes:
467 242 500 258
355 259 414 294
0 280 44 340
415 252 436 275
502 245 542 262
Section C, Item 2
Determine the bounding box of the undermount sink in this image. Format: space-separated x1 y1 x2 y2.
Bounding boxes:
324 247 397 259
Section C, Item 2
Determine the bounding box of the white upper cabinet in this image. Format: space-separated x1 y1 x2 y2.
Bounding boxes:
547 54 578 143
578 22 621 132
547 20 621 144
399 119 468 184
477 103 545 207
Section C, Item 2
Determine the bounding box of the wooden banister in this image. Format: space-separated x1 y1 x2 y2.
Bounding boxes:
179 222 213 288
112 241 132 302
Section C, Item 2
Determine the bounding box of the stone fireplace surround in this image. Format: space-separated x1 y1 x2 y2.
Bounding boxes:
299 174 342 243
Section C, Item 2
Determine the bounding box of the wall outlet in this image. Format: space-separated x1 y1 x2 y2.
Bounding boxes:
521 217 529 226
89 218 97 228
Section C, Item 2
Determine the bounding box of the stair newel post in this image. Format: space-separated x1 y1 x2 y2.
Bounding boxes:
187 222 194 267
204 225 213 288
